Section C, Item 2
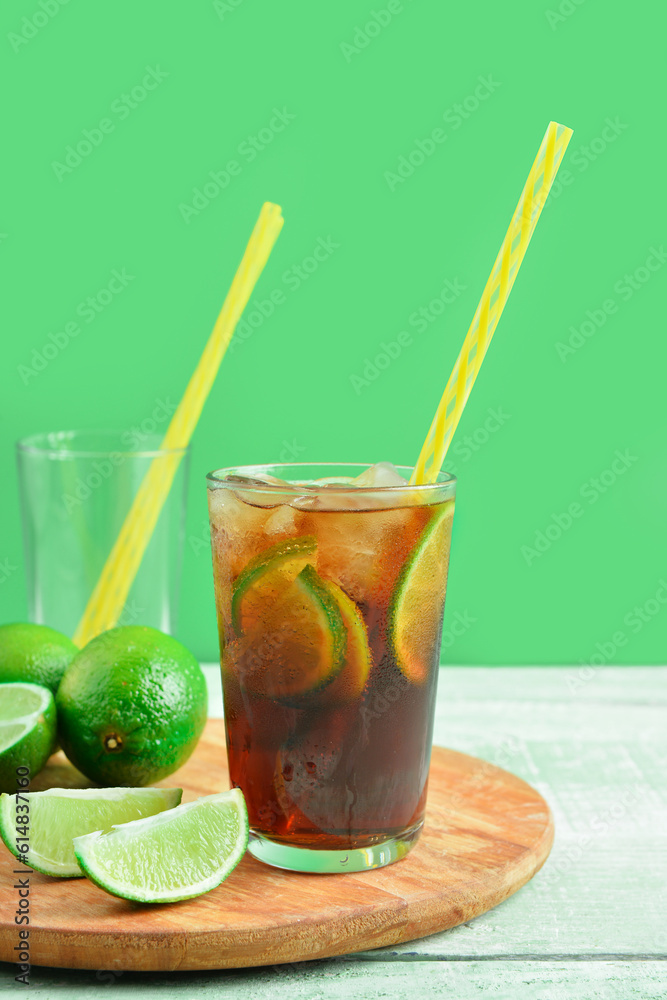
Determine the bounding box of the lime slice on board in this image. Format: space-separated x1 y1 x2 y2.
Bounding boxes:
230 563 347 703
0 682 56 793
73 788 248 903
231 535 317 634
0 786 182 877
390 501 455 684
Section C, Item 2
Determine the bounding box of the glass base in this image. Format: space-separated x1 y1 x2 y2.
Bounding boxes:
247 822 423 873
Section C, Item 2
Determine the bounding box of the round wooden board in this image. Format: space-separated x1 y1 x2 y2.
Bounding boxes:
0 719 553 972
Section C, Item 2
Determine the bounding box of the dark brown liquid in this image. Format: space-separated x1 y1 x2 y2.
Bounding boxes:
210 496 451 850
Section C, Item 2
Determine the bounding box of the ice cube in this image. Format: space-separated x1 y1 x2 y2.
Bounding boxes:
223 474 280 488
351 462 408 489
207 485 228 518
214 472 291 509
233 491 288 509
292 486 368 512
264 502 298 536
292 466 410 511
313 504 429 604
308 476 355 487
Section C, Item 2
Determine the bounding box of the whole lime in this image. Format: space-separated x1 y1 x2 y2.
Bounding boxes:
56 626 208 787
0 623 78 694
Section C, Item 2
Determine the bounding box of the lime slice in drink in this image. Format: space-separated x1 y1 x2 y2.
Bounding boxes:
230 563 347 703
390 501 455 684
73 788 248 903
232 535 317 634
0 786 182 877
0 682 56 793
318 580 372 704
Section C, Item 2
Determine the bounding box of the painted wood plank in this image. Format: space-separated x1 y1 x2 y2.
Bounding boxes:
435 665 667 705
433 694 667 747
3 960 666 999
356 837 667 958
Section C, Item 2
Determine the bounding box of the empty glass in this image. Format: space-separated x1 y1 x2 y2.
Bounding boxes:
16 430 189 638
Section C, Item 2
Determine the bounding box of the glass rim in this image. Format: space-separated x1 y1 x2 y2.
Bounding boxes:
16 429 189 460
206 462 456 495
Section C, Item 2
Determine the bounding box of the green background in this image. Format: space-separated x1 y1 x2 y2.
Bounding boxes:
1 0 664 665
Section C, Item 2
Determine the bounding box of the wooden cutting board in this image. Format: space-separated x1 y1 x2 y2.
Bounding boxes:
0 720 553 972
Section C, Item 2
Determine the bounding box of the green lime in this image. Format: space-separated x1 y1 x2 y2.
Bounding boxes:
56 626 208 787
0 786 182 877
390 501 455 684
0 682 57 792
231 535 317 634
317 579 372 704
0 623 78 694
73 788 248 903
229 563 346 703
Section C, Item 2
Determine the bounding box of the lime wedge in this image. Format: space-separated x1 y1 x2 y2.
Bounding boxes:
390 501 455 684
73 788 248 903
232 535 317 634
230 562 347 703
0 682 56 793
0 786 183 877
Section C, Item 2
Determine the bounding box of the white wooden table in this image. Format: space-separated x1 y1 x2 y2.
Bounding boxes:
1 666 665 998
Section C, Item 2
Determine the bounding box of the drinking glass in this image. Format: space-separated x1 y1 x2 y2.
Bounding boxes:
207 463 455 873
17 430 189 639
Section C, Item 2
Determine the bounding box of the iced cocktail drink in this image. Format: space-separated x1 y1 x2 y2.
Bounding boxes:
207 463 455 872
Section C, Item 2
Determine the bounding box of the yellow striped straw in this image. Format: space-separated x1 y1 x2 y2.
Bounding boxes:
73 201 284 647
411 121 573 485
